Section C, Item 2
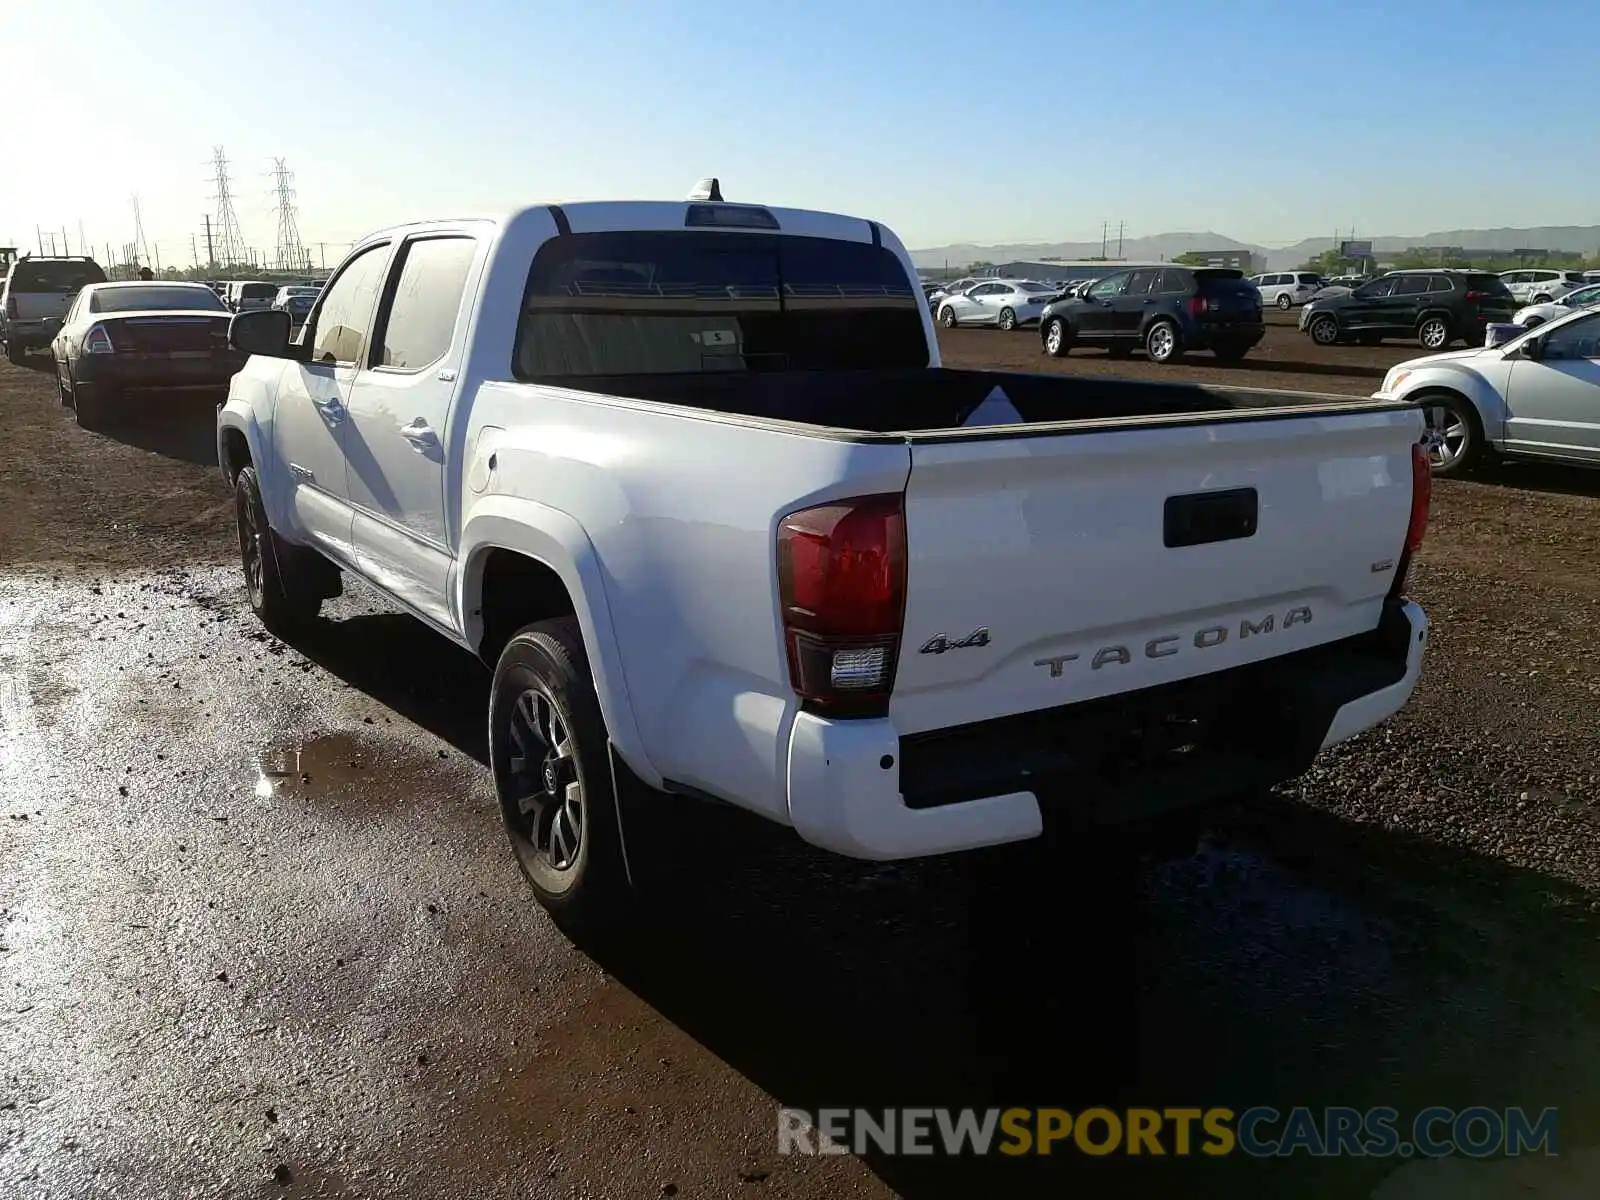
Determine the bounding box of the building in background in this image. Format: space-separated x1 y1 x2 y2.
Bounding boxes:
1181 248 1261 273
978 258 1129 282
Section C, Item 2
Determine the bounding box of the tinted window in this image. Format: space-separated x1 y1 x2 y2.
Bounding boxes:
1017 282 1054 295
1426 276 1456 293
1563 272 1586 284
240 283 277 300
1296 273 1321 285
1155 269 1193 295
515 231 924 377
1541 312 1600 360
1393 276 1430 296
90 286 225 313
1125 269 1159 296
1086 273 1129 299
9 260 106 293
1465 274 1514 296
375 237 476 370
310 244 391 365
1355 278 1396 299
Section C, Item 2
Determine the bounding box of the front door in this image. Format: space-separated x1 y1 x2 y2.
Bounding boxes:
1075 271 1129 339
272 240 394 564
1503 312 1600 462
345 233 482 633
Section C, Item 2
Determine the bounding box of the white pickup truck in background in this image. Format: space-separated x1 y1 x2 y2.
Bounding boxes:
217 180 1432 932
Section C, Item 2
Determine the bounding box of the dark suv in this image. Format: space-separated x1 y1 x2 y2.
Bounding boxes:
1039 265 1264 364
1298 270 1516 351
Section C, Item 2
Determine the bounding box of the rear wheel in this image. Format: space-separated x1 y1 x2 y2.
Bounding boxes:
1532 294 1552 304
489 618 634 936
1419 391 1483 477
234 465 329 634
1308 315 1340 346
1145 320 1182 364
997 306 1017 331
5 341 26 366
55 365 71 406
1276 293 1292 310
1522 316 1545 329
74 383 110 429
1417 315 1452 351
939 306 957 329
1043 317 1071 357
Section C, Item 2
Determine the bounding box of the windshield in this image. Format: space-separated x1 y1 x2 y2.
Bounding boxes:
91 285 226 313
8 260 107 293
515 230 927 377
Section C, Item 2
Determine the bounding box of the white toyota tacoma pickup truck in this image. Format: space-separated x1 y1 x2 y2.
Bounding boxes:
217 181 1433 930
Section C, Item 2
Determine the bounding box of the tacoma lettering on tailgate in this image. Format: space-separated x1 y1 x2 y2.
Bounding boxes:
1033 606 1313 678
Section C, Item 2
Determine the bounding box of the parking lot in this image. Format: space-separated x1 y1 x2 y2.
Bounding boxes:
4 339 1600 1199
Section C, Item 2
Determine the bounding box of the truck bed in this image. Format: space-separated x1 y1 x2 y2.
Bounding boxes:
530 367 1392 435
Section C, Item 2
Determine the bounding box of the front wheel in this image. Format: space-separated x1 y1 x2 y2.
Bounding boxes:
1308 315 1340 346
1417 316 1452 351
939 306 958 328
489 618 633 935
1521 316 1545 329
1420 392 1483 477
234 465 326 634
1043 317 1071 357
1145 320 1182 364
1276 293 1292 310
997 306 1017 331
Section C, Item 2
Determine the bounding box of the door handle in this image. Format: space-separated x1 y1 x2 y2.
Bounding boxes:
312 396 346 424
401 418 438 450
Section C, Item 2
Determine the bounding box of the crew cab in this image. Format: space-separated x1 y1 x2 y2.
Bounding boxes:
217 181 1432 932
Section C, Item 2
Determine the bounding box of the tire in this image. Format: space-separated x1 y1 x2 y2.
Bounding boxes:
1308 315 1340 346
489 617 633 935
1522 316 1545 329
1416 315 1452 352
1276 293 1292 310
1145 320 1182 364
55 365 71 406
1043 317 1071 357
234 465 325 634
74 383 110 429
1532 294 1552 304
4 341 25 367
1418 391 1483 477
939 305 958 329
1212 343 1250 362
997 306 1017 331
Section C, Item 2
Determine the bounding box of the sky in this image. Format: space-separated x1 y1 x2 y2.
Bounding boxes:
5 0 1597 267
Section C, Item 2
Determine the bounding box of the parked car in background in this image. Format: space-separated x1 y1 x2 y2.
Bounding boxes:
272 285 320 332
216 189 1429 929
49 281 243 429
226 281 279 313
1512 282 1600 328
936 278 1059 330
1251 271 1325 310
1500 269 1587 305
1 254 107 364
1299 270 1516 351
1040 265 1265 363
1375 304 1600 477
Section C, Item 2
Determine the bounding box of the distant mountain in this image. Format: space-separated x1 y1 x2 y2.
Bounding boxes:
911 226 1600 273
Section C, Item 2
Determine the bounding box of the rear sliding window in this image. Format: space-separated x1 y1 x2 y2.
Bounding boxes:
1465 274 1513 296
8 260 106 293
514 231 927 377
240 283 277 300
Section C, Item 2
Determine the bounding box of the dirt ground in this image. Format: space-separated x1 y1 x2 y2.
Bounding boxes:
938 310 1420 395
4 353 1600 1199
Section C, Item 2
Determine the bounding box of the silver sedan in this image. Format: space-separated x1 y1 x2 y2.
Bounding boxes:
936 279 1059 331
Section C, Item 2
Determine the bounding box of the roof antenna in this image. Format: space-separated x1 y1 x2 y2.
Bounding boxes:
687 177 723 202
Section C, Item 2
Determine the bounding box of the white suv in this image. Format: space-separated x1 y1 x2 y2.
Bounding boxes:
1499 269 1586 305
1251 271 1324 310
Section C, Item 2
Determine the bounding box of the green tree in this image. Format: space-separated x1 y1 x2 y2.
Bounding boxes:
1172 251 1211 267
1299 248 1349 275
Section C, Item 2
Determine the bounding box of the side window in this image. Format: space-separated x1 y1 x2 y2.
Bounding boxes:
309 244 391 366
1427 275 1456 294
1155 269 1192 295
1393 276 1430 296
372 237 476 370
1125 269 1159 295
1540 313 1600 360
1356 278 1397 299
1269 274 1287 286
1501 272 1525 286
1087 272 1129 299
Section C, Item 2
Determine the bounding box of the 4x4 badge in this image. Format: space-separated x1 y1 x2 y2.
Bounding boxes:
919 628 991 655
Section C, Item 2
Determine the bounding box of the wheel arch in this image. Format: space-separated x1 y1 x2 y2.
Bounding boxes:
1404 381 1503 446
459 497 659 787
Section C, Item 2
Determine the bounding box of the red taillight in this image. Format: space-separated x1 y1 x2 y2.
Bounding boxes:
776 493 907 717
1390 441 1432 599
1186 296 1206 316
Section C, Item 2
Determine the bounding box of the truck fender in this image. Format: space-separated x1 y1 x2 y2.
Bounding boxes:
457 495 659 788
215 403 293 532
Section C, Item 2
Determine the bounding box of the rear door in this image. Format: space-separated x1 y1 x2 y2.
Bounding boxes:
345 231 483 632
1385 274 1432 333
1113 269 1160 337
890 404 1423 735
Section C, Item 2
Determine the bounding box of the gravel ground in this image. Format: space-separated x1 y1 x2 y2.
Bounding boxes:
3 354 1599 1199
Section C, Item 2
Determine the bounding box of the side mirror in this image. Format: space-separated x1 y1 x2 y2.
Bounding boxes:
230 308 300 359
1522 335 1544 360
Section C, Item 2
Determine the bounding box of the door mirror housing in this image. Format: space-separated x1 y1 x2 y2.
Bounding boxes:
230 308 305 360
1521 334 1544 360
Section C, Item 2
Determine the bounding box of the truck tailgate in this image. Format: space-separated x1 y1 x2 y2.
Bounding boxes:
891 405 1423 736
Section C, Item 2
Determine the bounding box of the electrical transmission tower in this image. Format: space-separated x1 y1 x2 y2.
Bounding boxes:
271 158 307 272
131 195 152 267
208 145 247 267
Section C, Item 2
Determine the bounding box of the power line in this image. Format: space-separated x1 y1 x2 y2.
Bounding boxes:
270 158 307 272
